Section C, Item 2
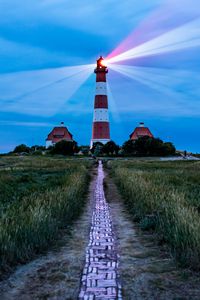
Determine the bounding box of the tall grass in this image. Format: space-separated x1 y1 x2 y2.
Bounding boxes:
0 158 90 274
109 160 200 269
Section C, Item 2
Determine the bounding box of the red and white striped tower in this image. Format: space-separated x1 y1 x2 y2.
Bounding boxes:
91 56 110 147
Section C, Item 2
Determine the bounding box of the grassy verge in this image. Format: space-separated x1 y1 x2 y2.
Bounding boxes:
108 160 200 269
0 157 91 274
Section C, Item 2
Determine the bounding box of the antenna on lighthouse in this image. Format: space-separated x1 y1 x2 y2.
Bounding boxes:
91 56 110 148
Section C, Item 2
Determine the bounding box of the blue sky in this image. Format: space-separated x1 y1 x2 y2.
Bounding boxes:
0 0 200 153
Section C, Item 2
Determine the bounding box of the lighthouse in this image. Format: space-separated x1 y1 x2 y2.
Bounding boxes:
91 56 110 147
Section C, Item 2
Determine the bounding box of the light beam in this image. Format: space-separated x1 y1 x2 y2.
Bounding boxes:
107 18 200 64
107 83 121 122
0 64 94 116
108 64 200 116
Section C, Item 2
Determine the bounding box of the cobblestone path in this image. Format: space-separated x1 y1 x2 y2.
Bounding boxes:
79 161 122 300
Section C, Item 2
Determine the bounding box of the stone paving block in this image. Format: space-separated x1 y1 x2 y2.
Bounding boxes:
97 279 117 288
107 272 116 280
86 287 106 293
87 273 106 280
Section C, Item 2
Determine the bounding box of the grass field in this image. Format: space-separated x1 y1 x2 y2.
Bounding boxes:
108 159 200 269
0 156 91 275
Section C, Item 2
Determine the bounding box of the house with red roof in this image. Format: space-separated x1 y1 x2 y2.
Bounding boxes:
130 122 154 141
46 122 73 148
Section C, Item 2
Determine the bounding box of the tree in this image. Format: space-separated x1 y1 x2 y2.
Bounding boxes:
134 136 153 156
102 141 119 156
91 142 104 156
79 145 90 156
31 145 46 152
122 137 176 157
13 144 30 153
162 142 176 156
122 140 136 155
50 140 78 156
134 136 164 156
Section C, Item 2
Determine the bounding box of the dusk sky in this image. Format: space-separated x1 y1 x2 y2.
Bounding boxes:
0 0 200 153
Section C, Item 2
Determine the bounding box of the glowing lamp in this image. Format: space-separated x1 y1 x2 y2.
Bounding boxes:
96 56 108 68
99 59 107 67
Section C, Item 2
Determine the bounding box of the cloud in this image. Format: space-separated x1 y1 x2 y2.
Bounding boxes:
0 33 102 75
0 0 161 37
0 37 70 73
0 121 54 127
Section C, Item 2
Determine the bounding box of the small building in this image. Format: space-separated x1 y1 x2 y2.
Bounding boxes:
130 122 153 141
46 122 73 148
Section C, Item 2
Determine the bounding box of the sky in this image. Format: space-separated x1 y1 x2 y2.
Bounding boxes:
0 0 200 153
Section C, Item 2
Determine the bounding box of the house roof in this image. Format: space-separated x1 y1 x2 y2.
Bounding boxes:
130 125 153 140
46 126 73 143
